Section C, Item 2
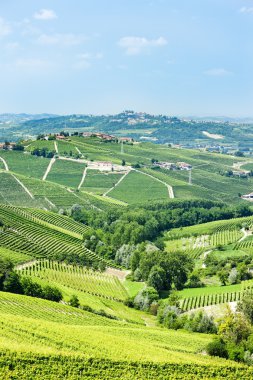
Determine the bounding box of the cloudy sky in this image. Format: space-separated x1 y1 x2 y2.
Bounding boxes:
0 0 252 116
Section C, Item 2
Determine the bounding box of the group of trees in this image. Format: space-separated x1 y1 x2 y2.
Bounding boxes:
0 258 62 302
205 253 253 286
207 292 253 364
31 147 56 158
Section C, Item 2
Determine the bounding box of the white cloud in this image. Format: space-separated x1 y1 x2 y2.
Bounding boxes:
204 68 233 77
34 9 57 20
0 17 11 37
15 58 52 70
239 6 253 14
37 33 87 46
118 36 167 55
73 52 103 69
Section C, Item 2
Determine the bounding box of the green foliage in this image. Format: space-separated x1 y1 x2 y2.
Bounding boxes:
69 294 80 308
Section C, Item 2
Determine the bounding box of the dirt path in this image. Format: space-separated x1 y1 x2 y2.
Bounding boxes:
105 267 130 281
58 156 88 164
54 141 58 153
238 228 251 242
103 170 130 196
132 168 174 199
75 146 82 155
0 156 9 171
15 260 37 271
12 174 34 199
233 161 253 170
78 167 88 190
201 250 212 269
42 157 56 181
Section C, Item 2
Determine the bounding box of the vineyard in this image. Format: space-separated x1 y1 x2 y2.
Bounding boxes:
1 291 252 379
180 281 253 311
0 204 106 266
18 259 128 301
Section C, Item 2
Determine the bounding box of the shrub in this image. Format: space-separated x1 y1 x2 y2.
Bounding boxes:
133 287 159 311
69 294 80 308
206 338 228 358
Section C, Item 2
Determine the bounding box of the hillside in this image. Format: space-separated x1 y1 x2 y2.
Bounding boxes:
0 135 253 210
2 135 253 377
2 112 253 150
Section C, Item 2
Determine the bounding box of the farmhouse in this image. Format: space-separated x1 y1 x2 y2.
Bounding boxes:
241 193 253 201
155 162 176 170
177 162 192 170
119 137 134 143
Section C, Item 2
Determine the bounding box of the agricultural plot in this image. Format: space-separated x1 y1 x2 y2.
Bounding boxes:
18 175 94 209
46 159 85 188
0 246 32 265
179 281 253 311
0 204 105 266
25 139 56 152
109 171 169 204
0 150 50 179
0 292 252 379
0 172 39 207
82 170 124 194
18 260 128 301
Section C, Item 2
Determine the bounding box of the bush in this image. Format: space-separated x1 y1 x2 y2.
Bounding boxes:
69 294 80 308
42 285 62 302
133 287 159 311
206 338 228 358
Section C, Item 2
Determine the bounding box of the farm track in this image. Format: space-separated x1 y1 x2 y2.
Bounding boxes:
11 174 34 199
132 168 174 199
103 170 130 196
0 156 9 171
78 167 88 190
43 157 56 181
54 141 58 153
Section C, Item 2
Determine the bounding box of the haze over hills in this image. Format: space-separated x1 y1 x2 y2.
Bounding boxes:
2 111 253 151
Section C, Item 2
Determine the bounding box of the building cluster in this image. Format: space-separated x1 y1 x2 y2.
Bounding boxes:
0 142 15 150
154 161 192 171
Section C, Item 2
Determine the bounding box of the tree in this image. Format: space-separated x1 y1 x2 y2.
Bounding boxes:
69 294 80 308
122 159 126 166
0 258 14 290
218 270 228 286
237 291 253 324
147 265 166 291
3 271 23 294
218 307 251 344
42 285 62 302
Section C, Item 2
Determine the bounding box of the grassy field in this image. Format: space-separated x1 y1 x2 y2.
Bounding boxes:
109 171 169 204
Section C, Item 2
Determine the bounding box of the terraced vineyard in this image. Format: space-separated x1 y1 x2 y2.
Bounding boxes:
180 281 253 311
1 291 253 379
18 259 128 301
0 204 106 266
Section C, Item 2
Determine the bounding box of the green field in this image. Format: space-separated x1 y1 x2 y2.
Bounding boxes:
109 171 169 204
82 170 123 194
46 159 85 188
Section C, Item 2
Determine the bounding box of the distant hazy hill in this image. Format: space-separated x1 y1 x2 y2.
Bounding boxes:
2 111 253 147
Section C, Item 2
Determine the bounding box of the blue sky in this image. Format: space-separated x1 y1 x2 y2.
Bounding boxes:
0 0 252 116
